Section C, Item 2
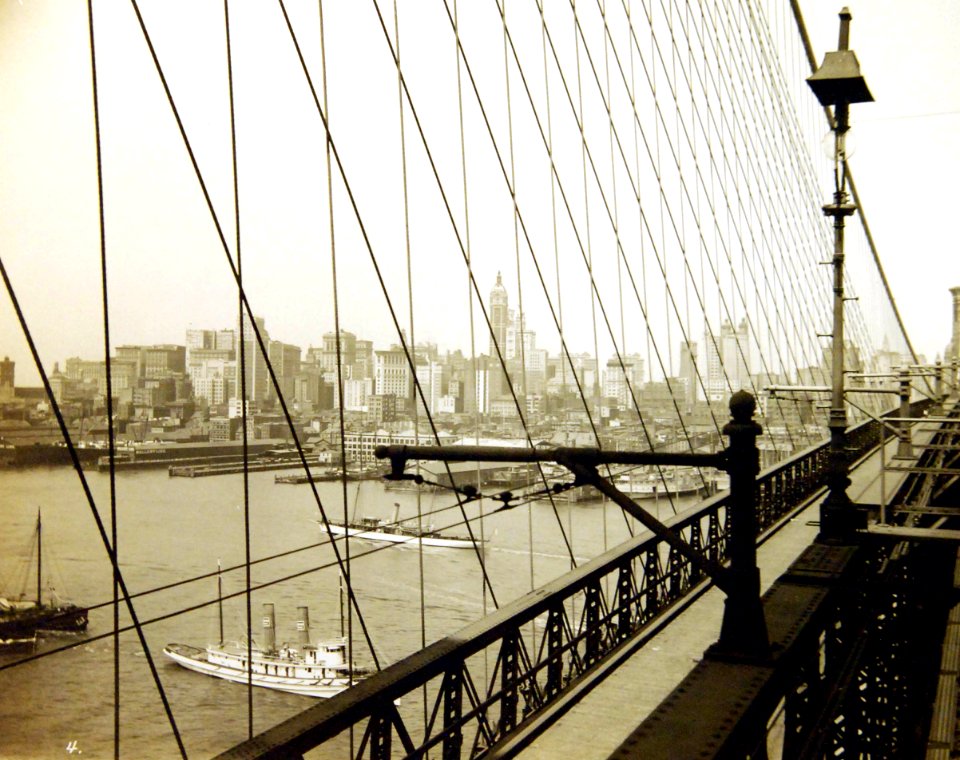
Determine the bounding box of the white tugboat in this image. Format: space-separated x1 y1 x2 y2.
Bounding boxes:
163 603 369 698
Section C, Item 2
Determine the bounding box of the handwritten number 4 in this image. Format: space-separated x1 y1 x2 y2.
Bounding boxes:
66 741 81 755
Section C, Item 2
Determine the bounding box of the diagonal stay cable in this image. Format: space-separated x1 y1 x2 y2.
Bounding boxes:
569 0 795 453
0 258 187 758
318 0 359 690
84 3 121 753
516 1 720 492
126 0 382 666
221 0 255 735
364 0 581 566
274 0 507 597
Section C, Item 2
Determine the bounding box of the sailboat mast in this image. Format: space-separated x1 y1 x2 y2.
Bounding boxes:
217 559 224 646
36 509 42 605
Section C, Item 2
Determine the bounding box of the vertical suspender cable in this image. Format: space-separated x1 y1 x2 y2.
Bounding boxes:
452 0 489 627
221 0 254 736
391 0 430 730
317 1 357 738
84 2 120 754
0 262 186 757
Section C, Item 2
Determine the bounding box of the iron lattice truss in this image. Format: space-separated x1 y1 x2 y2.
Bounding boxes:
219 407 923 760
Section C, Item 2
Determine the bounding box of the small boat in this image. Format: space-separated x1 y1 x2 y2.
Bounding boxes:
0 510 88 643
613 467 708 499
317 504 487 550
164 603 369 698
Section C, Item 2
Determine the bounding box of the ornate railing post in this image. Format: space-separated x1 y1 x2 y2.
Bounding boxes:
896 367 913 458
713 391 770 658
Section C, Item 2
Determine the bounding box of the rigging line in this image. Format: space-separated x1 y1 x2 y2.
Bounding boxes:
221 0 254 736
84 3 120 755
5 504 509 674
365 0 578 569
593 2 796 448
534 1 723 468
318 0 357 696
127 0 382 666
76 491 493 620
276 0 504 602
0 258 187 758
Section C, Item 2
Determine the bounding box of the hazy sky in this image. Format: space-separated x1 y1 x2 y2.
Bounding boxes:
1 0 958 388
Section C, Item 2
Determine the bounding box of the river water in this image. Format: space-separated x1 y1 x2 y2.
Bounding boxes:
0 464 694 759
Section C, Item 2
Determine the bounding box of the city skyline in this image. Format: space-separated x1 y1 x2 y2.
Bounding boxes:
3 2 956 391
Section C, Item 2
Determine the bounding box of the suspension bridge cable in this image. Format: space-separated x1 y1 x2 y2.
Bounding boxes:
366 0 579 569
276 0 504 605
787 0 922 374
498 0 547 611
616 0 824 444
533 0 722 482
83 3 121 755
450 0 493 628
584 0 797 453
390 0 432 732
317 0 359 709
543 0 725 441
0 258 187 759
127 0 383 667
497 1 708 519
220 0 255 736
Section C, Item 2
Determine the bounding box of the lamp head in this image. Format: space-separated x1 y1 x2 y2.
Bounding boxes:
806 7 873 107
807 50 874 106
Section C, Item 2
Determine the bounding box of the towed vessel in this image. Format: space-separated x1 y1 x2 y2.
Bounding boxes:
164 603 369 698
317 504 487 550
0 511 88 644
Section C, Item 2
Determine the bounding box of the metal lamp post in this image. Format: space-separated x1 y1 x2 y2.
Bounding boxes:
806 7 873 540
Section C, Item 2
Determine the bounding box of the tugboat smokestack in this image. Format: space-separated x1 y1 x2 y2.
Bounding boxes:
262 603 276 653
296 606 311 646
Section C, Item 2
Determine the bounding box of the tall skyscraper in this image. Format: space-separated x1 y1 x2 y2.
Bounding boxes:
236 314 270 404
698 321 751 402
489 272 509 358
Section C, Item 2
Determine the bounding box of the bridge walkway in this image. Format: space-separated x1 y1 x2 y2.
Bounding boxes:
518 437 908 759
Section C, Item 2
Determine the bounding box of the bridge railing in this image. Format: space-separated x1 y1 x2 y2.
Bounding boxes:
218 402 926 760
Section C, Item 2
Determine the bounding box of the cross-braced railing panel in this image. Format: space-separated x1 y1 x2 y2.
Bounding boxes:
218 403 925 759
